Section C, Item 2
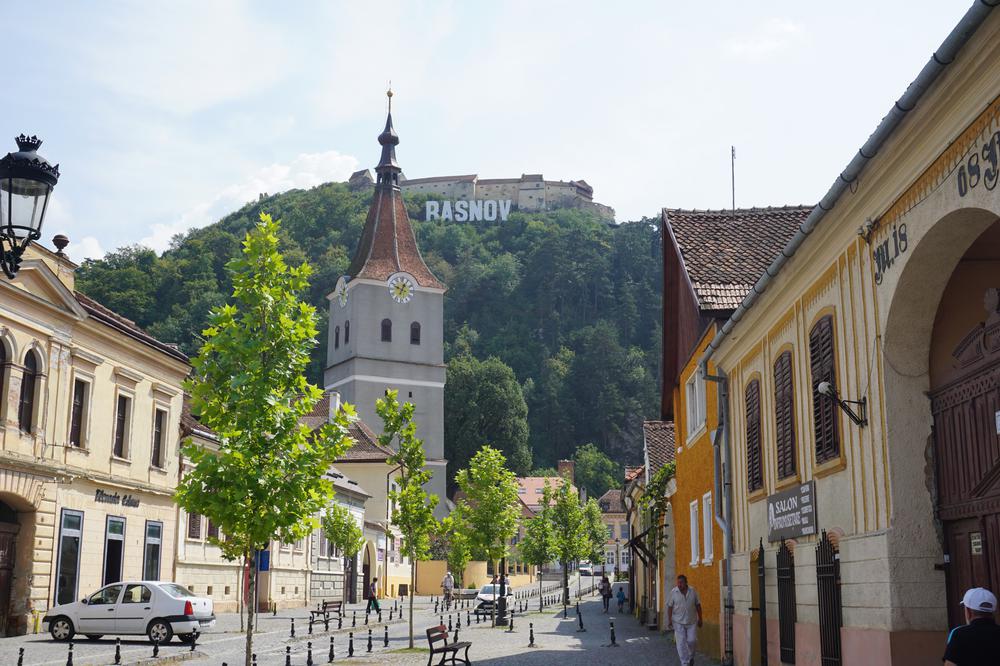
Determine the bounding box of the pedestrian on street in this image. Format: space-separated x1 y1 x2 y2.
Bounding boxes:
616 585 626 613
442 571 455 610
666 574 702 666
598 575 612 613
366 577 381 614
943 587 1000 666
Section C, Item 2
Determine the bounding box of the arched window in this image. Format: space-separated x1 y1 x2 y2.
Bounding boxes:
344 321 350 344
410 322 421 345
19 350 38 432
381 319 392 342
745 378 763 492
773 351 796 479
809 315 839 464
334 326 340 350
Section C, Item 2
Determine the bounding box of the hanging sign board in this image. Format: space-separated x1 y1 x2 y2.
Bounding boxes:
767 480 817 542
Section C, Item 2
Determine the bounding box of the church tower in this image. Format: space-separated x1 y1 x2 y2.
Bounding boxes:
325 91 449 516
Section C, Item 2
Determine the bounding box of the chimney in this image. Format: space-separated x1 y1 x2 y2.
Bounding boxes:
328 391 342 422
557 459 575 484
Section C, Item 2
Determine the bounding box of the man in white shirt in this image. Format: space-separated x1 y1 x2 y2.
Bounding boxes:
441 571 455 609
666 575 703 666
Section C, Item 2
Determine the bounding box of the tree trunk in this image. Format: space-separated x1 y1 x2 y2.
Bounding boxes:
238 556 245 633
562 562 569 606
408 563 415 649
491 559 497 628
538 573 543 613
244 550 257 666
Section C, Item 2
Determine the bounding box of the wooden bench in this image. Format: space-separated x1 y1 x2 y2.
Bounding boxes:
426 624 471 666
309 600 343 624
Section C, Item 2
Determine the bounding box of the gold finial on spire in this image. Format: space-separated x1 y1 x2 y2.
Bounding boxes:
387 81 393 113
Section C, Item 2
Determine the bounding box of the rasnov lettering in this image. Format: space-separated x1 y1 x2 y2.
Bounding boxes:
425 200 512 223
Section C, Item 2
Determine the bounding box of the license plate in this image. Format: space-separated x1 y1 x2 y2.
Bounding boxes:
199 619 215 627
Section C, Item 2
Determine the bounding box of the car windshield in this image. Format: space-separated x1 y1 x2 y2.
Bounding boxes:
159 583 196 598
479 585 500 595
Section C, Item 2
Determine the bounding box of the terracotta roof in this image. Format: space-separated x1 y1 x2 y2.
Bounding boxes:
516 476 569 509
598 489 624 514
663 206 811 313
302 393 395 462
328 465 371 498
180 395 217 441
625 466 644 482
347 110 445 289
75 291 188 363
643 421 676 476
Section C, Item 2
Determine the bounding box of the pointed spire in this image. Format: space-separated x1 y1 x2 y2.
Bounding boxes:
375 87 400 186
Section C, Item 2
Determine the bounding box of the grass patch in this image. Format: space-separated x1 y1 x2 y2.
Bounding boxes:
390 647 430 654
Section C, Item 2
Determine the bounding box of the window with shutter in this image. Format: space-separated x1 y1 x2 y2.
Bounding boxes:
809 316 840 464
18 350 38 432
207 520 219 540
187 513 202 540
746 379 763 492
773 351 796 479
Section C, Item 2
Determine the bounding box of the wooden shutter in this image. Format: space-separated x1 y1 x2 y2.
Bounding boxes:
810 316 840 464
18 351 37 431
188 513 203 539
773 351 797 479
745 379 763 492
70 379 86 447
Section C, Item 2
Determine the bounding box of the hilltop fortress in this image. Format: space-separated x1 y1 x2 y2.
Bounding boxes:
348 170 615 222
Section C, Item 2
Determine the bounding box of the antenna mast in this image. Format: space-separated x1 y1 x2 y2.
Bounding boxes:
731 146 736 218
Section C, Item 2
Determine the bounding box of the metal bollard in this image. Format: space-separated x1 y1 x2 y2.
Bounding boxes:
476 610 480 624
309 614 314 634
378 610 382 624
307 641 314 666
434 599 439 614
457 612 461 629
609 619 618 647
17 647 24 666
285 645 292 666
367 628 373 653
365 611 369 626
291 617 296 638
349 632 355 657
383 624 389 647
114 637 121 664
389 608 394 621
466 610 470 626
191 629 199 650
529 622 536 647
507 610 514 633
577 602 586 632
439 614 443 627
253 654 258 665
338 613 343 630
273 602 277 616
324 613 330 632
152 638 159 658
563 603 568 619
352 610 356 627
328 636 335 663
454 624 460 642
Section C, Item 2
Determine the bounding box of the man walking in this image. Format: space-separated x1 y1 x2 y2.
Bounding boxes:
366 577 381 614
666 574 702 666
441 571 455 610
943 587 1000 665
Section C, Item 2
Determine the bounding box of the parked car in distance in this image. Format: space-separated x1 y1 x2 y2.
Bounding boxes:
475 584 514 611
43 581 215 644
579 565 594 577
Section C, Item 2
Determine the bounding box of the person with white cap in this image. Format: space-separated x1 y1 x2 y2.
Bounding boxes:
942 587 1000 665
441 571 455 610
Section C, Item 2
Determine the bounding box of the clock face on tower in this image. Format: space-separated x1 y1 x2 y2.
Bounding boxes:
387 272 416 304
334 276 349 308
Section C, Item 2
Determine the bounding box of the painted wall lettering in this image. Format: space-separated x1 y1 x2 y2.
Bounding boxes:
957 130 1000 197
425 199 512 222
873 222 908 285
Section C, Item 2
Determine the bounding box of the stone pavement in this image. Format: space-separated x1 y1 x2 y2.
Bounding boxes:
0 578 722 665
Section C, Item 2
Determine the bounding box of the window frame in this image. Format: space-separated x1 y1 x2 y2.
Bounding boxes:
68 373 93 449
773 350 798 482
18 349 40 433
701 492 713 564
745 377 764 495
54 509 84 606
150 406 169 469
112 390 134 461
102 515 126 586
143 520 163 581
685 370 706 441
334 325 340 350
344 320 350 344
809 314 841 467
689 500 700 566
187 512 203 541
410 322 421 345
380 319 392 342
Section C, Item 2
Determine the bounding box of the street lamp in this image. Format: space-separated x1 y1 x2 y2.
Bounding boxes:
615 537 621 581
0 135 60 279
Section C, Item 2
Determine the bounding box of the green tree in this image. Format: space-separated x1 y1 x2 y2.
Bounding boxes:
444 354 531 486
573 443 621 501
321 502 365 592
436 511 472 589
550 481 586 604
377 390 439 648
455 446 521 626
175 214 354 666
582 497 608 572
518 486 557 612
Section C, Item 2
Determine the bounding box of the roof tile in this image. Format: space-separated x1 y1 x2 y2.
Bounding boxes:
643 421 676 476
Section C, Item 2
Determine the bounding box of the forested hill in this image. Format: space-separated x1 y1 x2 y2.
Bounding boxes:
76 182 662 479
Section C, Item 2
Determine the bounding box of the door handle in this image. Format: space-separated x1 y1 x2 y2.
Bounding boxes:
108 608 115 612
144 606 151 610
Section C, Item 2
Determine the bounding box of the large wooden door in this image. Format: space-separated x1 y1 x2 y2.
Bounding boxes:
930 292 1000 628
0 522 18 636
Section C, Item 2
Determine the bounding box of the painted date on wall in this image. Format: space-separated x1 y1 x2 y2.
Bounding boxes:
957 131 1000 197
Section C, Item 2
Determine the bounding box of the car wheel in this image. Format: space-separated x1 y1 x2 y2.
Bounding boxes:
147 619 173 644
85 634 103 641
49 616 74 641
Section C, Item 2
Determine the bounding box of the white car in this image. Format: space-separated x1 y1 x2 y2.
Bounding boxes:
43 581 215 644
475 583 514 611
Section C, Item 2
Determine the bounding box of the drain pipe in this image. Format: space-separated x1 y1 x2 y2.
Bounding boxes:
704 363 734 666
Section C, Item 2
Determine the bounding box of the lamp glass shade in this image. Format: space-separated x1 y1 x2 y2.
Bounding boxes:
1 176 51 240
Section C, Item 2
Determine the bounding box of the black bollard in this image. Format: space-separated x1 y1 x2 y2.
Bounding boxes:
529 622 536 647
307 641 314 666
352 610 356 627
466 610 470 626
152 638 159 658
394 599 398 613
328 636 335 663
253 655 258 665
454 624 460 642
365 611 369 626
285 645 292 666
378 610 382 624
273 602 277 616
389 608 393 621
18 647 24 666
476 610 480 624
383 625 389 647
66 640 73 666
324 613 330 632
577 602 586 632
609 619 618 647
439 614 443 627
309 614 314 634
349 632 355 657
191 629 199 650
507 610 514 633
114 637 121 664
448 614 453 631
563 603 568 619
291 617 296 638
338 613 343 630
457 612 461 629
434 599 439 614
367 628 373 652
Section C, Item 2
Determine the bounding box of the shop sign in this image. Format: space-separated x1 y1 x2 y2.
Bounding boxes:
767 480 816 542
425 199 512 222
94 489 140 508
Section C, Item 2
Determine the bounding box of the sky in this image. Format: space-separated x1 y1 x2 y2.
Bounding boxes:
2 1 974 262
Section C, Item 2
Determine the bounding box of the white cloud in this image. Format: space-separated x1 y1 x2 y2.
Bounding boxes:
140 150 360 252
70 237 106 263
725 18 804 59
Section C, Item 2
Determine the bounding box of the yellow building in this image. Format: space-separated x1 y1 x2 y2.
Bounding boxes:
596 489 630 576
699 6 1000 665
0 241 188 634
